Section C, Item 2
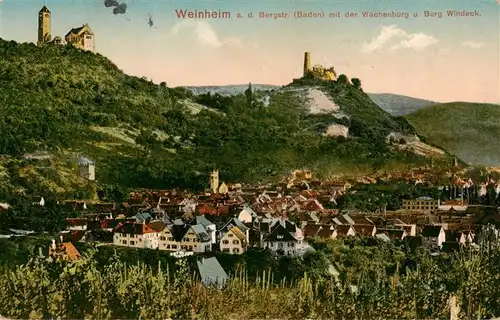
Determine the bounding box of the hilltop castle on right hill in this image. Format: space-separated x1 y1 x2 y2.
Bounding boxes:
303 52 337 81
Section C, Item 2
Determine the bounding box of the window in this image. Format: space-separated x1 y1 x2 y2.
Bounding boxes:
233 240 239 245
279 243 284 248
130 234 135 238
160 236 166 241
172 245 177 249
222 240 229 244
228 233 233 237
85 35 92 39
277 235 284 239
222 248 230 252
288 243 294 247
168 237 174 241
233 248 240 253
167 245 171 249
122 240 127 244
188 246 193 251
130 241 135 245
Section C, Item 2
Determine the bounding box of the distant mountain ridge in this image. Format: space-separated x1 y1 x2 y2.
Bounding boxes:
368 93 437 116
183 85 437 116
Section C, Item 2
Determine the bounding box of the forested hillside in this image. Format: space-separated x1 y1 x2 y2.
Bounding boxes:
406 102 500 166
0 39 453 201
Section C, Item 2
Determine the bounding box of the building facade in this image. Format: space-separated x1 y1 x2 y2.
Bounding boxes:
220 226 247 254
65 24 95 52
402 197 440 212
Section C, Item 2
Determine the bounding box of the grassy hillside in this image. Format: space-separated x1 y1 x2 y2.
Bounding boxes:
0 39 453 201
185 84 280 96
368 93 436 116
406 102 500 166
186 88 436 117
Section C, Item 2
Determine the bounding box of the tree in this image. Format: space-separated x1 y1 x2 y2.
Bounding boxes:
337 74 349 84
244 82 253 107
351 78 362 90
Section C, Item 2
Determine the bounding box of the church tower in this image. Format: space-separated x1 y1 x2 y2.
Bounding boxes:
303 52 311 76
37 6 52 47
210 170 219 194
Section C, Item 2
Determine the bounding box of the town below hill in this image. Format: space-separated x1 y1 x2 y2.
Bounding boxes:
1 167 499 318
2 167 499 256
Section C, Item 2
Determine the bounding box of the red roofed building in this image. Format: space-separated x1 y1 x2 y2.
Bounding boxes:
66 218 87 231
49 239 81 261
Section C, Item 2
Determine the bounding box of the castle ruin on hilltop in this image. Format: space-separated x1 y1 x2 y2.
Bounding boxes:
37 5 95 52
303 52 337 81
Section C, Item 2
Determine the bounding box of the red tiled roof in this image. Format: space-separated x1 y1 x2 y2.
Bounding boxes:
198 205 218 215
114 222 157 235
61 242 81 261
217 205 230 215
60 230 86 242
66 218 87 226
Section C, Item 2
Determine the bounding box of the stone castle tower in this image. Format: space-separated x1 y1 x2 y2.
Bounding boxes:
37 6 51 47
210 170 219 194
303 52 311 76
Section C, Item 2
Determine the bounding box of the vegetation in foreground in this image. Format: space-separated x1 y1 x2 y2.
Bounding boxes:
406 102 500 166
0 39 454 202
0 228 499 319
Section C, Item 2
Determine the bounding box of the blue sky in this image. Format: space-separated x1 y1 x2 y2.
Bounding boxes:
0 0 499 103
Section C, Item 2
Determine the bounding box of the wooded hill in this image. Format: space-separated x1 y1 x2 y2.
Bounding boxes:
406 102 500 166
0 39 454 201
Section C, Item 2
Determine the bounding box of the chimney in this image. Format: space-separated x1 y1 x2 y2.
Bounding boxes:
60 235 63 243
51 239 56 250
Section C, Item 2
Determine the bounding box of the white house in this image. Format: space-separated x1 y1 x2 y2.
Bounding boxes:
193 215 217 244
219 218 250 244
262 219 303 256
158 223 212 253
113 222 159 249
237 205 256 224
32 196 45 206
421 225 446 249
220 226 247 254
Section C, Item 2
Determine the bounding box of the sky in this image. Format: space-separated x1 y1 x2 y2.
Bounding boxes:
0 0 499 103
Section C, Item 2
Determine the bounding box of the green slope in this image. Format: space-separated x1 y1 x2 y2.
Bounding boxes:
0 39 452 200
406 102 500 166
